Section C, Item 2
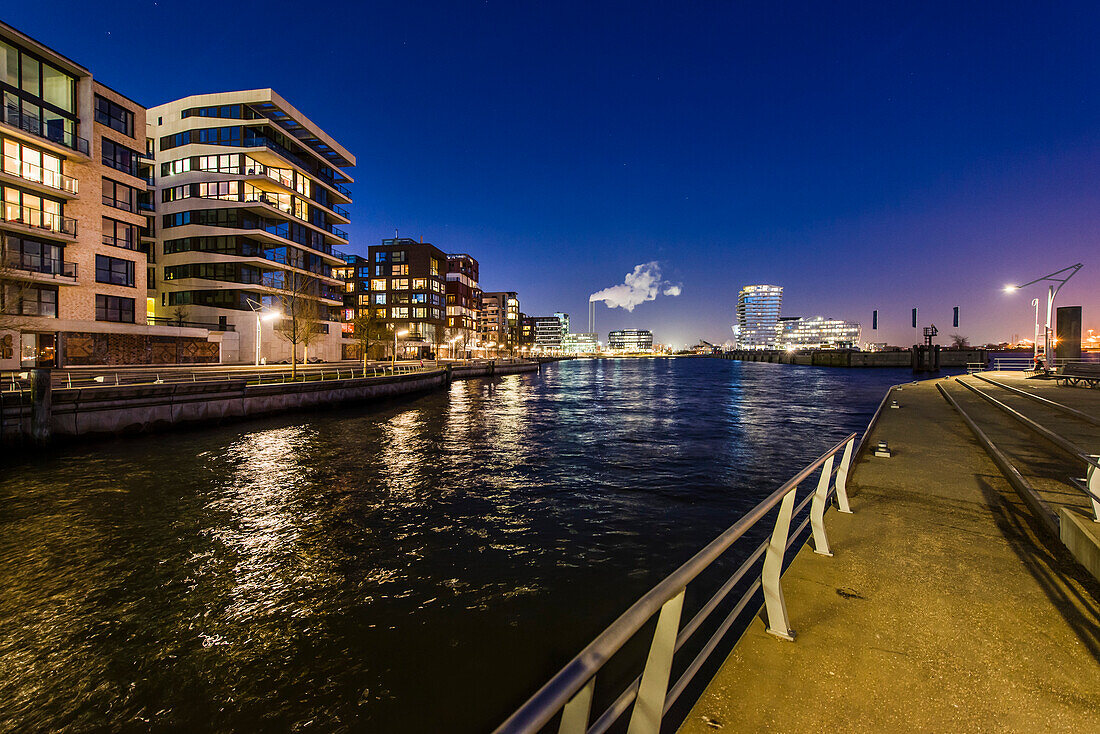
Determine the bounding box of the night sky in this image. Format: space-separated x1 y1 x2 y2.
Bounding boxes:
7 1 1099 347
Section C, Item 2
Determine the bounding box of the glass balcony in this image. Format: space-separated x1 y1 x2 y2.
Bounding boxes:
1 155 79 195
2 204 77 237
5 257 77 278
2 105 89 155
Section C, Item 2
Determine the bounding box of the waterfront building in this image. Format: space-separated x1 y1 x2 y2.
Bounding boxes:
527 312 568 353
480 290 519 354
445 253 480 349
608 328 653 352
561 332 599 354
0 21 219 369
148 89 354 363
519 313 534 348
735 284 782 350
359 237 447 358
777 315 862 350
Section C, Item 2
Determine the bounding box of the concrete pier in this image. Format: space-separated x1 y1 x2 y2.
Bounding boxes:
680 377 1100 733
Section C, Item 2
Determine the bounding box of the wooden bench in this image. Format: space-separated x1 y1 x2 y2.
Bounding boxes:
1055 362 1100 388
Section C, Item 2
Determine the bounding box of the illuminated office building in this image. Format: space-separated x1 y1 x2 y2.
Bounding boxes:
735 284 782 349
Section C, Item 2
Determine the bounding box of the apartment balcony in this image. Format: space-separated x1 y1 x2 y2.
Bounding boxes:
0 156 79 198
147 316 236 331
1 105 89 157
2 204 78 239
4 257 79 285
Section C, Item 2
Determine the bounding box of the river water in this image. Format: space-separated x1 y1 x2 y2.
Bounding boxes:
1 358 919 732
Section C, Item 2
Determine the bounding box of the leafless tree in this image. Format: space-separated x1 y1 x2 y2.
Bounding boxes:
273 272 324 379
949 333 970 349
350 310 392 371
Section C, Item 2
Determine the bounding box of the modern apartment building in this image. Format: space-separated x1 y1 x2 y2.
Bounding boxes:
1 21 215 369
362 237 447 358
526 312 568 352
608 328 653 352
480 290 519 354
148 89 354 363
735 284 782 350
445 253 480 340
561 332 599 354
777 315 862 350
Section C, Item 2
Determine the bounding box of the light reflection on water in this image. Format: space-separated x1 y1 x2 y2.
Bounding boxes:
0 359 916 732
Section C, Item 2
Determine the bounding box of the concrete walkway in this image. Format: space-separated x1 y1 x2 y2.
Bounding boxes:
680 378 1100 733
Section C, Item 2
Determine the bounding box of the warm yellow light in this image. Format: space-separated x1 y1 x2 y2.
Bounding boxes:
261 311 281 321
397 330 409 337
1003 285 1018 293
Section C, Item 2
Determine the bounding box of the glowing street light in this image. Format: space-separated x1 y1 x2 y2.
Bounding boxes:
1003 263 1082 369
246 298 281 366
393 329 409 371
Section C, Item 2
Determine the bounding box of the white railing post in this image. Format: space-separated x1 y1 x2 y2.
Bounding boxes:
626 588 684 734
810 455 835 557
1088 457 1100 522
761 490 796 641
557 678 595 734
833 437 855 514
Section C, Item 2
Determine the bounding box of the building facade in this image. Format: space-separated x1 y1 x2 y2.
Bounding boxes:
561 332 598 354
1 21 216 369
777 315 862 350
148 89 354 363
445 253 480 353
528 312 568 352
363 238 447 358
608 328 653 352
480 290 519 354
735 284 782 350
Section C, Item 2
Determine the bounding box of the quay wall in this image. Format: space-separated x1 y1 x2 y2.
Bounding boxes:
1 361 540 443
720 349 987 368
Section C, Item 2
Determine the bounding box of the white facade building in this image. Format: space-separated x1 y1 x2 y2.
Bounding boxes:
777 316 862 350
735 284 782 349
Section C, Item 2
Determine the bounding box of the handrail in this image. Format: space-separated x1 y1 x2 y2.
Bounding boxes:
494 432 859 734
2 155 79 194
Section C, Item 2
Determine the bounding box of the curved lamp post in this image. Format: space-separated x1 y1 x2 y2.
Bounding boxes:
1004 263 1082 367
245 298 282 366
392 329 408 371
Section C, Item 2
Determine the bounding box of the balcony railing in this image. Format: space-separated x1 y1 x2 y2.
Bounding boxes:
2 105 89 155
147 316 236 331
331 226 347 239
1 155 79 195
5 257 77 278
2 204 77 237
101 235 136 250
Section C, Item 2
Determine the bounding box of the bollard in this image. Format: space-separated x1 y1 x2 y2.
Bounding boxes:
30 368 52 446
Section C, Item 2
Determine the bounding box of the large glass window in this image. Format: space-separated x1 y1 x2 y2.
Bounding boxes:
102 139 139 176
4 283 57 317
94 95 134 136
20 54 39 96
102 217 138 250
0 41 17 88
95 254 135 286
102 178 136 211
95 294 135 323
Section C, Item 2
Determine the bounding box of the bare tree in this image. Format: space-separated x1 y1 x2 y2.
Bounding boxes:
170 304 190 364
350 310 392 371
949 333 970 349
273 272 324 379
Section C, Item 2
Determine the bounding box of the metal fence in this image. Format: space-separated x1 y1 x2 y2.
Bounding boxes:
494 431 860 734
990 356 1100 371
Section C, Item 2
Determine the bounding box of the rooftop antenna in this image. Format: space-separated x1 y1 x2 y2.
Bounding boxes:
395 228 399 238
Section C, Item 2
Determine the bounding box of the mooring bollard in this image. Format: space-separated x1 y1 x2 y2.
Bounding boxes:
30 368 52 446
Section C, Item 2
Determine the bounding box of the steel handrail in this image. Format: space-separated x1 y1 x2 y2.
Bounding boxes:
494 432 858 734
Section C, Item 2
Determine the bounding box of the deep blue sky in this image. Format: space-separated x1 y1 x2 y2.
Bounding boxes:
9 1 1099 346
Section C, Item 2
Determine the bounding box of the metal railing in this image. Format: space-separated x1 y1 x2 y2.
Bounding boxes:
2 105 90 155
1 155 79 194
991 356 1100 371
954 378 1100 522
146 316 236 331
495 432 859 734
2 204 77 236
4 257 77 278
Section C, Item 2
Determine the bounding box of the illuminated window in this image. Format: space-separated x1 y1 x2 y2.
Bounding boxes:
369 278 386 291
412 278 427 290
392 278 409 290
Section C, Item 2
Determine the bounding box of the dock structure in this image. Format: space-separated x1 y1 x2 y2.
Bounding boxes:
680 374 1100 732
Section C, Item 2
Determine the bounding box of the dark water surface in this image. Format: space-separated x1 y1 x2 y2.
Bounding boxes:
1 359 917 732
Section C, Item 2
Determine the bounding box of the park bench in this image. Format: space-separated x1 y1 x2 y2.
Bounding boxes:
1054 362 1100 388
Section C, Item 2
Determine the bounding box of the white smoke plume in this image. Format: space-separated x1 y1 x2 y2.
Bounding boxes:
589 262 682 312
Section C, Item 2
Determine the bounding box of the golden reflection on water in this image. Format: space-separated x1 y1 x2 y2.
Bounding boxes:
205 425 325 628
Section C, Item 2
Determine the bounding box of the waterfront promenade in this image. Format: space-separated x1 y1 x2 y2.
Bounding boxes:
681 376 1100 733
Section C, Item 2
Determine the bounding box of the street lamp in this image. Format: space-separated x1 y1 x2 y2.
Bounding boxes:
448 335 461 361
1004 263 1082 369
392 329 409 371
246 298 281 366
